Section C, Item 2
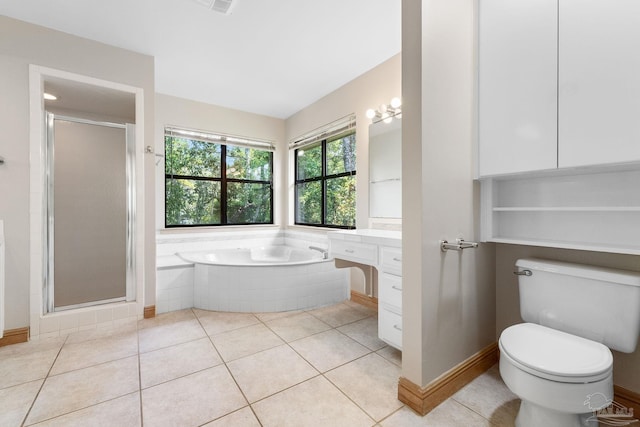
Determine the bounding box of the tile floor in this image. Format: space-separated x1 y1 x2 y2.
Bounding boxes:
0 301 520 426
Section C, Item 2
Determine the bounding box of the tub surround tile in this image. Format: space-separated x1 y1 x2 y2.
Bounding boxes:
227 344 318 403
194 309 260 336
202 406 261 427
140 337 222 389
265 312 331 342
210 323 284 362
289 329 370 373
337 316 387 351
325 353 403 421
141 366 247 427
50 330 138 375
0 380 43 427
252 376 374 427
26 356 139 425
138 318 206 354
27 392 141 427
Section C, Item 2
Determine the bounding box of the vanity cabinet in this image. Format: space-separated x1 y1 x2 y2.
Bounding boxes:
327 230 402 350
478 0 640 177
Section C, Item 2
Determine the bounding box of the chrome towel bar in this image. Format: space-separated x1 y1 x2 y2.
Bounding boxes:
440 239 479 252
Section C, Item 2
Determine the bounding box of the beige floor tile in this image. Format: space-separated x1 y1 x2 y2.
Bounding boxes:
265 312 331 342
141 365 247 427
194 309 260 336
307 302 372 327
381 399 493 427
227 345 318 402
210 323 284 362
202 407 261 427
254 310 303 323
376 346 402 367
452 365 519 426
0 380 43 427
0 348 61 390
138 318 206 353
344 300 379 316
290 329 370 372
64 321 138 345
252 376 374 427
50 330 138 375
325 353 403 421
0 337 65 358
338 316 387 350
137 309 196 330
28 392 141 427
25 356 139 425
140 337 222 388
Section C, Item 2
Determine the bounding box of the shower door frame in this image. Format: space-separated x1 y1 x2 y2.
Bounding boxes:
44 114 137 312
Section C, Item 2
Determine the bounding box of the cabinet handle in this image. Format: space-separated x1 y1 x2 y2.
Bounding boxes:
345 249 355 253
392 285 402 291
393 324 402 331
393 257 402 262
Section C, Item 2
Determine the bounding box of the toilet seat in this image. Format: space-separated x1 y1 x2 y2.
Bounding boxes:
500 323 612 383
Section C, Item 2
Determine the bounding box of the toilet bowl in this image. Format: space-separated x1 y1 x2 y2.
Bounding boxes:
499 323 613 427
499 258 640 427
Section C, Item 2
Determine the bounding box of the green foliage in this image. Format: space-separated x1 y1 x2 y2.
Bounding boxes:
165 136 272 226
295 133 356 228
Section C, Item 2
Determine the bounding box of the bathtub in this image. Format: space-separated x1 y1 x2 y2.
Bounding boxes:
178 245 349 313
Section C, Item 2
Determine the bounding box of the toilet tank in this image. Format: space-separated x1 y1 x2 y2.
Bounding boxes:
516 258 640 353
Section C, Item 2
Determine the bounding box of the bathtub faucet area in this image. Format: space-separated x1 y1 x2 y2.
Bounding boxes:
308 246 328 259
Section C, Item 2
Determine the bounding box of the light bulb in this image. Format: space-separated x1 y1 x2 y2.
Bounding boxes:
44 92 57 101
390 97 401 109
366 109 376 119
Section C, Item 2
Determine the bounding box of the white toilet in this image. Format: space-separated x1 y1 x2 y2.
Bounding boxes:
499 258 640 427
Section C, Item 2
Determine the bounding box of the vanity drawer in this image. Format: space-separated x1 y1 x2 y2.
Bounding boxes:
380 246 402 274
330 240 378 265
379 272 402 309
379 305 402 350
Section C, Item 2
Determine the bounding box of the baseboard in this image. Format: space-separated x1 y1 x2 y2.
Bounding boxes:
398 342 499 415
614 385 640 419
143 305 156 319
350 290 378 311
0 327 30 347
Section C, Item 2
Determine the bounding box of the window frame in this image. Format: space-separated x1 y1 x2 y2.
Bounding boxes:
294 131 356 229
164 133 274 228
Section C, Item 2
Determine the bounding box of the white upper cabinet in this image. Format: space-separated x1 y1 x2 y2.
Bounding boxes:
558 0 640 168
478 0 558 176
479 0 640 177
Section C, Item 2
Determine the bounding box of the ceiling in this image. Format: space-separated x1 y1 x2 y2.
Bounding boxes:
0 0 401 119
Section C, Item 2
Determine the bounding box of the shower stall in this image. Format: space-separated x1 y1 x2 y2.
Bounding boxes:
44 114 136 312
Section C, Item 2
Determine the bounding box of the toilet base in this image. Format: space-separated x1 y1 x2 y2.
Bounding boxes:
516 400 594 427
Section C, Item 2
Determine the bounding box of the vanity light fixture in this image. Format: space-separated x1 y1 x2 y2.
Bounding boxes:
366 97 402 123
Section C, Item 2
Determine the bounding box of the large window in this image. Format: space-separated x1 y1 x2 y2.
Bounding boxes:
165 128 273 227
294 131 356 228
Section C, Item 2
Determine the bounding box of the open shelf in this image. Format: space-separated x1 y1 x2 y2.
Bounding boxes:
481 168 640 255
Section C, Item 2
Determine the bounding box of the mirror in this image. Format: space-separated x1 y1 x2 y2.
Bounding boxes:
369 118 402 218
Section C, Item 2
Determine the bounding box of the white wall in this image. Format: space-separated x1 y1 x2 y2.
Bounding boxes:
401 0 496 387
285 54 402 230
154 93 286 230
0 16 155 330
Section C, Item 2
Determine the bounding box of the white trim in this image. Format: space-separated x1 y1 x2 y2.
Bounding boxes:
29 65 146 339
288 114 356 150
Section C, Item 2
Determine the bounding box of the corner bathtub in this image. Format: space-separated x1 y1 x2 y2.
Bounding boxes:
178 246 349 312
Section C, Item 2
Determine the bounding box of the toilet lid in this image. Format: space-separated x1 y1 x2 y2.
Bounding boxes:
500 323 612 382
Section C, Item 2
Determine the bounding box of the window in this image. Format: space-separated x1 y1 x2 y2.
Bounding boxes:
294 130 356 228
165 128 273 227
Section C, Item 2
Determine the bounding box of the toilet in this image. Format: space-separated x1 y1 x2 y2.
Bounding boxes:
499 258 640 427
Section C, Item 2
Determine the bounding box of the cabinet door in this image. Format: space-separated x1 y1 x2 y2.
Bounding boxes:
478 0 558 176
558 0 640 168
